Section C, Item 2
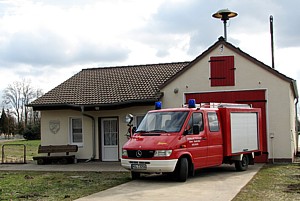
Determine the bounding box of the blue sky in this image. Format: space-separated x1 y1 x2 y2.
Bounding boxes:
0 0 299 104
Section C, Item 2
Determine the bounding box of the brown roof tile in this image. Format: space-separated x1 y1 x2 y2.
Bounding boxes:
29 62 190 109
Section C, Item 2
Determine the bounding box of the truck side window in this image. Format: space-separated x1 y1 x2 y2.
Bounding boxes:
208 112 220 132
187 112 203 134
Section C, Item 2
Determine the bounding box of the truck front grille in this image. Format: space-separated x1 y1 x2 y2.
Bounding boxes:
127 150 155 158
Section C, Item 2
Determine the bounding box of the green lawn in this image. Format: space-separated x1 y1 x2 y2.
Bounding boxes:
0 171 131 200
1 140 299 200
1 164 299 201
233 163 300 201
0 140 131 200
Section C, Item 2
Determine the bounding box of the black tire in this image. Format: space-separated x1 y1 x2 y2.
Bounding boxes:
68 157 75 164
189 162 195 177
175 158 188 182
235 155 249 171
37 158 44 165
59 158 68 164
131 172 141 180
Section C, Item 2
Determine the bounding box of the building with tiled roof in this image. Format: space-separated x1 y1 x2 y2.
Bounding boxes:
30 62 189 110
29 37 298 164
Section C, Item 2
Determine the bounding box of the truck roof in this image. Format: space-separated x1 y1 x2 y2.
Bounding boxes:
148 107 219 112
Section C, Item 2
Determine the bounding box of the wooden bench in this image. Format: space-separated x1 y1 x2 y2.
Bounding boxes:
33 145 78 165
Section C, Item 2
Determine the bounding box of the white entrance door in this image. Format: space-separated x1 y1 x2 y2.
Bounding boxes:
101 118 119 161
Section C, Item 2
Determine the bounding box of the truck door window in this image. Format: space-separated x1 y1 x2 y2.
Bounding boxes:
208 112 220 132
187 112 203 134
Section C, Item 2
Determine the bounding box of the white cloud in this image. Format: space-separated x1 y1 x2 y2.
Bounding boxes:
0 0 163 67
0 0 299 101
231 33 272 66
276 47 300 81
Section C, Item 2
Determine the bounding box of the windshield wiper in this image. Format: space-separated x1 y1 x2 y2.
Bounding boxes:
148 129 167 133
135 130 149 133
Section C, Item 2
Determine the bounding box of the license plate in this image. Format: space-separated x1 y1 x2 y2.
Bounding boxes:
131 163 147 170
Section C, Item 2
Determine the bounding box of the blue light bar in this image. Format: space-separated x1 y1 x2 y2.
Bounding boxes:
155 101 162 110
188 99 196 108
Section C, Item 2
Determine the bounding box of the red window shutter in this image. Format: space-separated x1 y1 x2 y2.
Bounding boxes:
210 56 235 86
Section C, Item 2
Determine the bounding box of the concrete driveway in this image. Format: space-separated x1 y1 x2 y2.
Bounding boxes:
76 164 263 201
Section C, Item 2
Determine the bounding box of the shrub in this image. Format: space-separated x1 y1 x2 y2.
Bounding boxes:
22 124 41 140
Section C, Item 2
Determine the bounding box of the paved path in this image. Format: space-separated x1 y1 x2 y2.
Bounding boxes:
75 164 264 201
0 161 263 201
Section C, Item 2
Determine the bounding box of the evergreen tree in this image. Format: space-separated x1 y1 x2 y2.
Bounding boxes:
0 108 8 134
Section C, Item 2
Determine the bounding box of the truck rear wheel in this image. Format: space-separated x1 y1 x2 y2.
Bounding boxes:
235 155 249 171
175 158 188 182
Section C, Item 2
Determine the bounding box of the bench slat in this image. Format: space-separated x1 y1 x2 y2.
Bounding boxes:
34 145 78 165
38 145 78 154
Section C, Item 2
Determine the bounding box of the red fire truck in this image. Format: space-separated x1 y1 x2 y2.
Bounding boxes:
121 99 263 182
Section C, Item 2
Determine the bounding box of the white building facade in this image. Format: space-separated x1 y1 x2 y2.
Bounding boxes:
30 38 298 163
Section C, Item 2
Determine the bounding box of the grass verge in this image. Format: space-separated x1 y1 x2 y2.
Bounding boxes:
1 140 299 200
0 140 131 200
233 163 300 201
0 171 131 200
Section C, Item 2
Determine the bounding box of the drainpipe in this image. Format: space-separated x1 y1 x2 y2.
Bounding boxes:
292 80 299 155
295 98 299 154
80 106 96 162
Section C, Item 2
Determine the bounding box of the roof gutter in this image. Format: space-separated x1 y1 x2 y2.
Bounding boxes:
28 96 163 111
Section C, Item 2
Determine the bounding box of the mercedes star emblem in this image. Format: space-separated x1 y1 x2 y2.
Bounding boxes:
136 150 142 158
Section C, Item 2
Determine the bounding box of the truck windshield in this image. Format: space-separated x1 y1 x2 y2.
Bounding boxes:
136 111 188 133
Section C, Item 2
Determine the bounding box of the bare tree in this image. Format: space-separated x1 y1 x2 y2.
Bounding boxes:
21 79 35 126
3 81 22 125
2 79 43 133
28 89 43 125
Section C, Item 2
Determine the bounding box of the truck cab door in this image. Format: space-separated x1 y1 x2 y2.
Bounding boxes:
185 112 208 168
206 111 223 166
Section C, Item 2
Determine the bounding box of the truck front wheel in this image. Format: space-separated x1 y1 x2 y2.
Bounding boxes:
175 158 188 182
235 155 249 171
131 172 141 180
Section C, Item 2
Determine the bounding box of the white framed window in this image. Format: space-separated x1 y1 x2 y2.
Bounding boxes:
70 117 83 146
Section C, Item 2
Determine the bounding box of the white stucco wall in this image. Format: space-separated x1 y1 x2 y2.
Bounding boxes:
40 105 152 160
41 110 92 159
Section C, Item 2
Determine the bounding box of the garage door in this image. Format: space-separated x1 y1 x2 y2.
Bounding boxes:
185 90 267 163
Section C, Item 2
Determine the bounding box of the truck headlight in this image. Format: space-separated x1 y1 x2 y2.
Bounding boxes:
154 150 172 157
122 149 128 157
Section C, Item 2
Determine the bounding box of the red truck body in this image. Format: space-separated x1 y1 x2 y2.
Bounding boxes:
121 100 263 181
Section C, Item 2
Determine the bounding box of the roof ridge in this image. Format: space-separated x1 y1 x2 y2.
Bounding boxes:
82 61 191 71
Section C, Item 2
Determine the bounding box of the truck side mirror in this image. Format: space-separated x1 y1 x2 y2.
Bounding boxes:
125 114 134 124
193 125 200 134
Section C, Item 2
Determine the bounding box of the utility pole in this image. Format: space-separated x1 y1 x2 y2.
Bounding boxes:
270 15 275 69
